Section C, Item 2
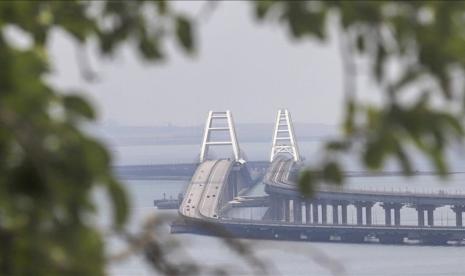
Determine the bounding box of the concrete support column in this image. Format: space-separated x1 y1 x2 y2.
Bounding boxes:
456 211 463 227
305 202 312 224
293 199 302 223
355 202 374 225
457 211 463 227
452 205 464 227
321 203 327 224
270 196 278 220
341 203 348 224
332 204 339 224
284 199 290 222
365 205 372 225
427 208 434 226
417 207 425 226
416 205 436 226
356 205 363 225
384 208 392 225
278 197 286 221
382 203 403 226
312 203 319 224
269 196 275 220
394 207 401 226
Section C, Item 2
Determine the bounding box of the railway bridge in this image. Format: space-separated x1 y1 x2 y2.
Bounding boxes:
175 109 465 245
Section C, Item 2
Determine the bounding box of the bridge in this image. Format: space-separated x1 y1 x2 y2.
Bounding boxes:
173 109 465 245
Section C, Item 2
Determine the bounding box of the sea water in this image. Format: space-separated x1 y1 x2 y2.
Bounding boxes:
107 141 465 275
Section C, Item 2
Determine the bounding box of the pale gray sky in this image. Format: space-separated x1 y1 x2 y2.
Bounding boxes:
47 1 378 127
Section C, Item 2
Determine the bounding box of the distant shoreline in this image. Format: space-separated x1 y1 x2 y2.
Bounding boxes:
105 135 332 147
88 123 337 146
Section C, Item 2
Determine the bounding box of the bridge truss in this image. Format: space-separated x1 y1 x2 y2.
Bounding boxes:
200 110 242 163
270 109 301 162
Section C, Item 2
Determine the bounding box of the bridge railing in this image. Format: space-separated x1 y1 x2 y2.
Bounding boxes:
317 184 465 197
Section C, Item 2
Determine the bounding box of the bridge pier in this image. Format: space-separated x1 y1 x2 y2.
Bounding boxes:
356 205 363 225
427 207 434 226
416 205 437 226
278 197 286 221
366 205 372 225
268 196 275 220
332 204 339 224
293 199 302 223
312 202 319 224
331 202 348 225
321 203 327 224
305 202 311 224
284 199 291 222
417 207 425 226
341 203 348 224
272 196 285 221
382 203 402 226
355 202 374 225
394 206 401 226
269 196 275 221
384 207 392 225
457 211 463 227
452 205 465 227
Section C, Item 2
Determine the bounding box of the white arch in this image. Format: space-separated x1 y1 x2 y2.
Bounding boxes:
270 109 301 162
199 110 241 163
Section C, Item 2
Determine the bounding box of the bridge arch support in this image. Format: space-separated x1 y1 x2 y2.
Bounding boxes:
270 109 300 162
200 110 243 163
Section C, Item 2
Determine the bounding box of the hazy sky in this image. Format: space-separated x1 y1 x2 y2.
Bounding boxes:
47 1 377 127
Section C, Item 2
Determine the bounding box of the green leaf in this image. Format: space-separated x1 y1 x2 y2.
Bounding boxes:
284 2 326 39
441 113 464 136
255 0 275 19
106 177 129 229
63 94 95 120
394 144 413 176
156 0 168 15
176 15 194 53
326 140 349 151
138 34 163 60
390 67 423 92
374 42 387 82
298 170 316 197
431 148 448 176
363 140 385 170
356 34 365 52
343 100 356 135
322 161 343 185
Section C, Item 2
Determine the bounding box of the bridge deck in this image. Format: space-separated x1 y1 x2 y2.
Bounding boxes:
179 160 233 219
176 157 465 245
264 157 465 206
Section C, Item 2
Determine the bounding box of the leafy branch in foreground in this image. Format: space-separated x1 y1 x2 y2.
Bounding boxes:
253 1 465 194
0 1 196 274
3 0 465 275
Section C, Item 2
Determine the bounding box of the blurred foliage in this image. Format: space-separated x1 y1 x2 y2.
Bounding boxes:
252 0 465 195
0 1 195 275
2 0 465 275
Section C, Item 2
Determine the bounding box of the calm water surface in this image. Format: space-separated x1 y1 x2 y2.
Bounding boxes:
108 142 465 275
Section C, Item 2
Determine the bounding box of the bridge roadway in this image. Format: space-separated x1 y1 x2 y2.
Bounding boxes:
264 156 465 206
176 158 465 244
179 159 233 219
